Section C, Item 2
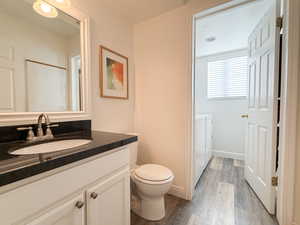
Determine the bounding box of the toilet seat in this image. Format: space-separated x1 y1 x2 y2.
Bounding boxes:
133 164 174 184
134 173 174 185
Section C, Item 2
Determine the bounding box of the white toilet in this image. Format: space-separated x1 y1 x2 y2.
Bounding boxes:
128 140 174 221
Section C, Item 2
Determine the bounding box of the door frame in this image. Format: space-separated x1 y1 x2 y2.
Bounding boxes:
275 0 299 224
189 0 299 224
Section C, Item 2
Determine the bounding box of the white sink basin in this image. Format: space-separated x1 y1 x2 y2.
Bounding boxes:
10 139 92 155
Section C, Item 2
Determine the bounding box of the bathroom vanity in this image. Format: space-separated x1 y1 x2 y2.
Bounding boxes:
0 121 137 225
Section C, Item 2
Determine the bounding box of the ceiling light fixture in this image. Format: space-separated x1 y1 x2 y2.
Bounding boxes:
54 0 71 7
33 0 58 18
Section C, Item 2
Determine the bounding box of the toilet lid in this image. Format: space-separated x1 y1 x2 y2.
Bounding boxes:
134 164 173 182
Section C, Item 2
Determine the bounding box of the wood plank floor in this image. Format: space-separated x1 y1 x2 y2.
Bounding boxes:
131 157 278 225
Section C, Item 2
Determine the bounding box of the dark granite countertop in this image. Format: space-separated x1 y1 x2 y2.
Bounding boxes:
0 130 137 187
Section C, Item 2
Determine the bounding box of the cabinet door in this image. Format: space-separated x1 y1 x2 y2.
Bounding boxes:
25 193 85 225
86 168 130 225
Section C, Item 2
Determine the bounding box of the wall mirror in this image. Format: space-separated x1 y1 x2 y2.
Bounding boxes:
0 0 90 123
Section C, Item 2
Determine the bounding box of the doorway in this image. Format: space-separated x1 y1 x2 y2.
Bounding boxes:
192 0 281 219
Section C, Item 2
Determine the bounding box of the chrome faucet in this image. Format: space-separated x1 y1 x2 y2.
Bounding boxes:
17 113 59 142
37 113 50 137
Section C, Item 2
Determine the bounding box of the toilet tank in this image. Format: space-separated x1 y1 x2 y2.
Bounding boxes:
127 133 139 169
128 141 138 169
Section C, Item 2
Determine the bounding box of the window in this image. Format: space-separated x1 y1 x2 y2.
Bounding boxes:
207 56 248 99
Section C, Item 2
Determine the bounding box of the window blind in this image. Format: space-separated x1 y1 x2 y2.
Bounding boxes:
207 56 248 99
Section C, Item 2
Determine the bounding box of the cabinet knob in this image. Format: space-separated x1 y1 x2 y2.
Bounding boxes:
75 201 85 209
90 192 98 199
241 114 249 118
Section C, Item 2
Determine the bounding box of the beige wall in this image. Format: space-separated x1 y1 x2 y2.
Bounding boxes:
134 0 229 197
292 54 299 224
291 6 300 224
295 145 300 224
70 0 135 133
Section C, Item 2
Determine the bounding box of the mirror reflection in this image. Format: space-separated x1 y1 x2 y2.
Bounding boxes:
0 0 81 113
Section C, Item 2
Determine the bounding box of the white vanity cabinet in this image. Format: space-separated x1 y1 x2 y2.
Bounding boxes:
0 147 130 225
25 193 85 225
86 169 130 225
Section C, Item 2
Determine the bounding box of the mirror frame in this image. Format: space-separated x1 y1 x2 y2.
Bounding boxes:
0 1 91 126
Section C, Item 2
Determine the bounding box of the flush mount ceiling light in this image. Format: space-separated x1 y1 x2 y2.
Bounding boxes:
53 0 71 7
33 0 58 18
205 36 216 42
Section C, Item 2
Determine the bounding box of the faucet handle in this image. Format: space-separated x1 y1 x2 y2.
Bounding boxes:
45 124 59 138
17 126 32 131
17 126 35 141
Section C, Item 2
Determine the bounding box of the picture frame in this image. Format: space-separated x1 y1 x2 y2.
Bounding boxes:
99 46 128 99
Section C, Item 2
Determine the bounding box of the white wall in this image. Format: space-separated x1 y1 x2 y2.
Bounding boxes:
69 0 135 133
195 50 248 159
134 0 231 198
67 34 81 58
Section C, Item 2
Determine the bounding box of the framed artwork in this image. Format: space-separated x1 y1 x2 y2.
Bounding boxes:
99 46 128 99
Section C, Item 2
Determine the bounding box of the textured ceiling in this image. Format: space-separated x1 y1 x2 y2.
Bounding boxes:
195 0 271 57
86 0 188 23
0 0 80 38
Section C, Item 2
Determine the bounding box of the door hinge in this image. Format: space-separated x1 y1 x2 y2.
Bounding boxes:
276 17 283 29
272 176 278 186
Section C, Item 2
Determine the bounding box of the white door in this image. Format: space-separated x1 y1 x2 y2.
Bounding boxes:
26 60 68 112
25 193 85 225
86 169 130 225
245 0 280 214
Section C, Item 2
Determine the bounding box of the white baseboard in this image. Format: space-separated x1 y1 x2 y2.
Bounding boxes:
168 185 186 199
212 150 244 160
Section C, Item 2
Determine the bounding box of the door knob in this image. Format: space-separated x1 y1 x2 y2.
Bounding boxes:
75 201 85 209
90 192 98 199
241 114 249 118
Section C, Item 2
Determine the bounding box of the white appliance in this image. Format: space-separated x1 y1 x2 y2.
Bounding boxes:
194 114 213 187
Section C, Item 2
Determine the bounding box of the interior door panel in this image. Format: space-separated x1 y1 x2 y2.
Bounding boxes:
245 0 280 214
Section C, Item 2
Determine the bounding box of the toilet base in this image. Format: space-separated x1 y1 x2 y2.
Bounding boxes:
132 195 165 221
